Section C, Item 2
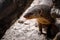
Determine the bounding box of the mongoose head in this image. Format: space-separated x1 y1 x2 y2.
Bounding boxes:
24 5 52 24
24 6 41 19
24 5 51 20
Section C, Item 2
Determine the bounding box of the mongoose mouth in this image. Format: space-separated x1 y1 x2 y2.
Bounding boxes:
24 12 32 18
24 15 37 19
24 13 39 19
24 12 37 19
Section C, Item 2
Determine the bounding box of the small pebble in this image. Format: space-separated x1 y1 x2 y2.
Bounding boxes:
18 21 24 23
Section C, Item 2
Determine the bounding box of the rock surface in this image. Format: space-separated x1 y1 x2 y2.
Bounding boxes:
1 19 47 40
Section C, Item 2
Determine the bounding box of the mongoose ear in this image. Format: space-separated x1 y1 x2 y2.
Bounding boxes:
39 9 43 15
39 9 42 14
41 10 43 13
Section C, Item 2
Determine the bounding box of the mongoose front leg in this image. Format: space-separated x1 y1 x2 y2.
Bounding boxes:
39 24 43 34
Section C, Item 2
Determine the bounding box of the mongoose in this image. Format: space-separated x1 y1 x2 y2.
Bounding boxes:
24 5 59 39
